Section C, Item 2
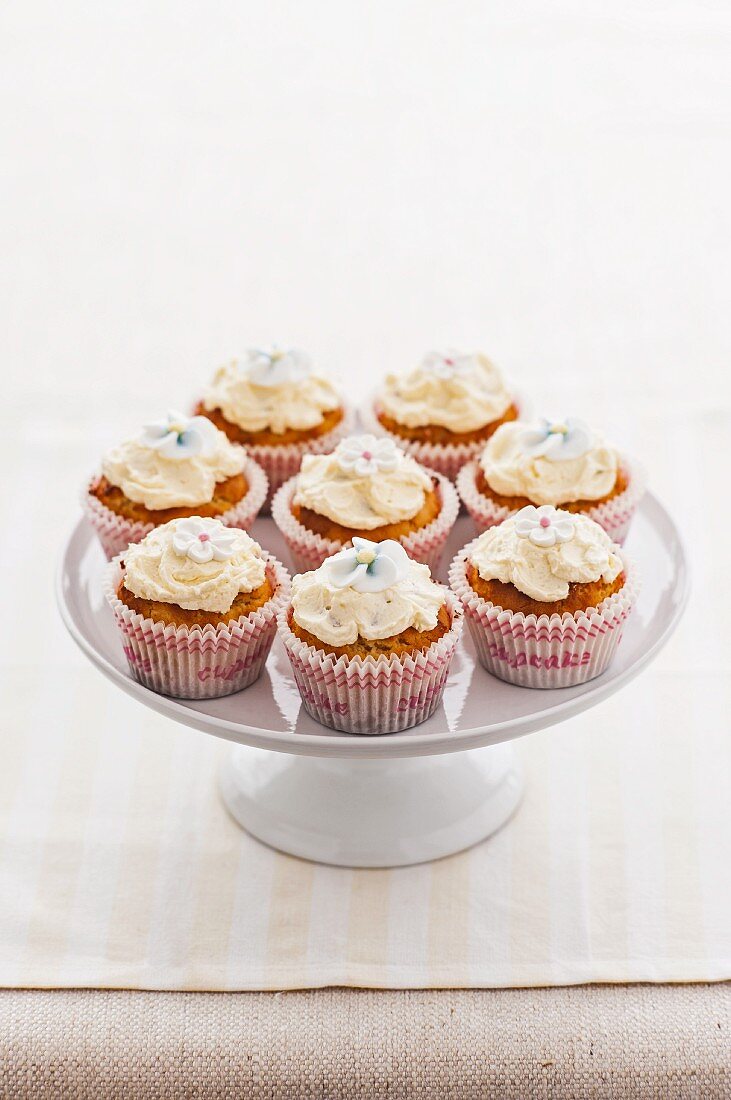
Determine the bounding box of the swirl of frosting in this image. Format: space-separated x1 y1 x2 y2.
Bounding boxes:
202 349 340 434
480 419 618 505
291 539 445 647
102 413 246 510
292 435 433 529
470 506 623 603
378 350 512 433
123 518 267 614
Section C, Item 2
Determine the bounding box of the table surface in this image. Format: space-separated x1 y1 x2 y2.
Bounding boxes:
4 0 730 1094
2 986 729 1099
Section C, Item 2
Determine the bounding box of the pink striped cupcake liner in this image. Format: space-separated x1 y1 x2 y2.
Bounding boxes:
456 457 645 545
277 592 463 734
271 469 460 575
84 456 269 561
359 399 523 482
449 539 639 689
103 553 290 699
233 407 355 508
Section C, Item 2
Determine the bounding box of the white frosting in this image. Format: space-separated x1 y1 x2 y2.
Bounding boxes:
470 506 623 603
123 518 267 614
379 350 512 433
202 349 340 434
293 435 433 529
480 419 618 505
102 413 245 510
291 538 445 647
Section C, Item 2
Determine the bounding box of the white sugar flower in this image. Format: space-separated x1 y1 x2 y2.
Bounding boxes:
514 505 576 548
325 537 411 593
421 350 481 379
242 347 311 387
172 517 239 564
140 411 219 461
335 434 403 477
519 418 593 462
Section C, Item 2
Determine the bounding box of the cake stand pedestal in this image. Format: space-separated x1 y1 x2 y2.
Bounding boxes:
57 497 688 868
219 741 523 866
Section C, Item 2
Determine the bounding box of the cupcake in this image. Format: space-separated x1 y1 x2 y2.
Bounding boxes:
449 505 638 688
85 411 268 560
194 347 351 503
278 537 463 734
363 350 520 479
457 417 644 544
104 517 290 699
271 433 459 574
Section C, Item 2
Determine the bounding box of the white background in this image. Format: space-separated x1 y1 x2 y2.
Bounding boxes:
3 0 730 450
0 2 729 995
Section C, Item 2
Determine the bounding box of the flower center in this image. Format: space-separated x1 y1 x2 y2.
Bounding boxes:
539 517 551 528
198 533 210 542
355 547 377 565
361 450 373 461
550 423 568 435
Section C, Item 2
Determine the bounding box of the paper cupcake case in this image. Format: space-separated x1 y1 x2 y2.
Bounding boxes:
83 456 269 561
456 459 646 545
277 592 464 734
271 469 460 575
360 400 524 482
246 407 355 508
448 542 640 689
103 554 291 700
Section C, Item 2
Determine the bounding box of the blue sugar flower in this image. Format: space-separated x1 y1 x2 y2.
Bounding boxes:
519 417 593 462
326 537 411 593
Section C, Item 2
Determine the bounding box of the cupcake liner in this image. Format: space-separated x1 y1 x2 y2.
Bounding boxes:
359 399 522 482
277 591 463 734
456 458 645 545
103 552 291 699
243 406 355 508
448 541 639 689
271 469 460 575
84 456 269 561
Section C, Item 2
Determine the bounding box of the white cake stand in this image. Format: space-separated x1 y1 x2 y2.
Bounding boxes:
57 495 688 867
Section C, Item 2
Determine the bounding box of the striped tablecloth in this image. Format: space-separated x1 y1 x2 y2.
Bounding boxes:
0 404 728 992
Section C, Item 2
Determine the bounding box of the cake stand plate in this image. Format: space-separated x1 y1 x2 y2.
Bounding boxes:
57 495 688 866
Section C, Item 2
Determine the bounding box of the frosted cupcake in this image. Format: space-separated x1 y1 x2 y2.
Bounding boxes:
85 411 268 559
457 417 644 544
271 433 459 574
449 505 638 688
104 517 289 699
195 348 351 503
363 350 519 479
278 538 463 733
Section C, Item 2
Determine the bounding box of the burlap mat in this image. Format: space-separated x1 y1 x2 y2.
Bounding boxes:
1 985 729 1099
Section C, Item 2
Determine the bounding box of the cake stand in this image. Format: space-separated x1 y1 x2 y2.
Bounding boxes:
57 494 688 867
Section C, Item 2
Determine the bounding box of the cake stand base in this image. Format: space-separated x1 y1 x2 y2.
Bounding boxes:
219 741 524 867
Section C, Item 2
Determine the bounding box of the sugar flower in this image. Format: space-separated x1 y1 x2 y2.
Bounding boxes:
172 517 239 564
335 434 403 477
514 505 576 548
325 537 411 593
518 418 593 462
140 411 219 461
